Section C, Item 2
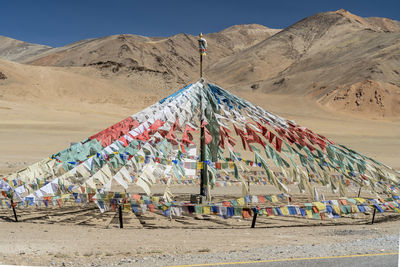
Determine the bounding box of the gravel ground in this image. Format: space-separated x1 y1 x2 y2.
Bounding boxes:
42 234 398 266
1 211 398 267
133 234 399 266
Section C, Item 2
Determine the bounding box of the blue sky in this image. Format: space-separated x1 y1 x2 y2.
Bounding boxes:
1 0 399 47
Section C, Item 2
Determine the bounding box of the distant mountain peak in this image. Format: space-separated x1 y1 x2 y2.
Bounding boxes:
332 9 376 27
221 24 275 31
334 8 356 16
0 36 51 62
1 11 399 118
208 10 400 118
331 9 400 32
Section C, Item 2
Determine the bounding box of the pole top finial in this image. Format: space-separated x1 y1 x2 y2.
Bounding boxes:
199 33 203 38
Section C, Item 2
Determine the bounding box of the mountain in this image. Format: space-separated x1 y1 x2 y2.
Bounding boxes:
1 11 399 117
0 24 280 116
208 10 400 117
0 58 173 106
0 36 51 62
10 25 279 85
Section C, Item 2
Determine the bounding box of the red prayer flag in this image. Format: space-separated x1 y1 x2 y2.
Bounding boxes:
267 131 275 144
149 119 165 131
275 137 282 152
204 128 212 145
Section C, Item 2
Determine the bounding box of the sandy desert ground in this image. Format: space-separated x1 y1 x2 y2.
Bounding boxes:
0 215 399 266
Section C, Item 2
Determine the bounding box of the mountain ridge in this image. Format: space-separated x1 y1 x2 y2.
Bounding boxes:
207 10 400 117
0 10 399 118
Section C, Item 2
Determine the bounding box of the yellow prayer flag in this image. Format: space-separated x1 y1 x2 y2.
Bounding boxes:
123 203 131 212
237 197 245 206
312 202 326 211
202 206 211 215
333 205 341 214
271 195 278 203
151 196 160 203
351 205 358 213
280 206 289 216
197 162 204 170
354 197 366 203
228 162 235 169
306 210 313 218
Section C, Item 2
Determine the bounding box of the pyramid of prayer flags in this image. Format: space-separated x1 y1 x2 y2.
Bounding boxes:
1 80 399 208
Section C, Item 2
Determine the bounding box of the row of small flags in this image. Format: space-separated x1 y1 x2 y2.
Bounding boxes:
101 195 400 219
2 191 399 220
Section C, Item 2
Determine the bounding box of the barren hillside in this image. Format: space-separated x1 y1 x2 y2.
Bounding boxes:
208 10 400 117
11 25 278 86
0 58 174 106
0 36 51 62
2 11 399 117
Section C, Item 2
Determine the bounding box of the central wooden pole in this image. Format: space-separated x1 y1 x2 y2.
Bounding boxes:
200 128 206 196
199 76 207 197
198 35 207 199
200 54 203 78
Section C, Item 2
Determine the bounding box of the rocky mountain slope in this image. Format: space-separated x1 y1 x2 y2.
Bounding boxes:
0 36 51 62
208 10 400 117
7 24 278 86
0 10 399 117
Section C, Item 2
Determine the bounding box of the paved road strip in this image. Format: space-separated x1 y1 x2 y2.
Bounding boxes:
167 252 399 267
